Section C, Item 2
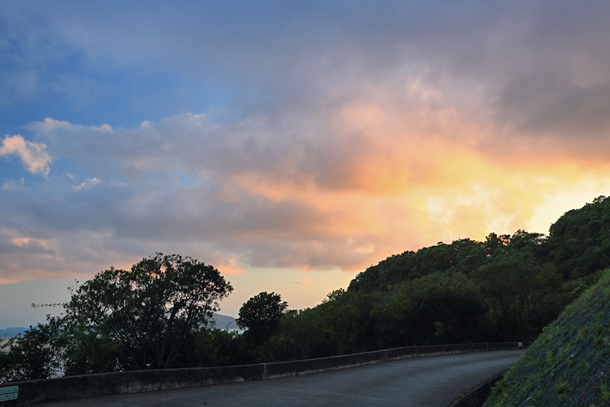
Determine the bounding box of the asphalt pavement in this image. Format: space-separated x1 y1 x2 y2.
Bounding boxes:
36 350 523 407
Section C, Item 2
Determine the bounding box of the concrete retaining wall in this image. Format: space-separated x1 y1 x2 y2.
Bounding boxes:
0 342 527 406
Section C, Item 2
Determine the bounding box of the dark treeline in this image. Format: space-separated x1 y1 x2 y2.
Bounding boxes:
2 196 610 382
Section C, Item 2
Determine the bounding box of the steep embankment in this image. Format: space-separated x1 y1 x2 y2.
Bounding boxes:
486 269 610 406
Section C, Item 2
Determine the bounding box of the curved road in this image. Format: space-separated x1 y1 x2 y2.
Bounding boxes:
38 350 523 407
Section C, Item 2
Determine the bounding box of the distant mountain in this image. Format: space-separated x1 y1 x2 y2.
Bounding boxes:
210 313 239 330
0 327 27 339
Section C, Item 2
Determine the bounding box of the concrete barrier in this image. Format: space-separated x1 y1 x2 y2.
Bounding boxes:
446 370 506 407
0 342 528 406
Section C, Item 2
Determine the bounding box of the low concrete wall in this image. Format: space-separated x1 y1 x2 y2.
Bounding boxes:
4 364 265 406
446 370 506 407
0 342 527 406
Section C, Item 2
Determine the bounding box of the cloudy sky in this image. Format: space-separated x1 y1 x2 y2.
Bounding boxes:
2 1 610 327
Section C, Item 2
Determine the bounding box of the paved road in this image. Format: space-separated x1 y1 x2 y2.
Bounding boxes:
38 350 523 407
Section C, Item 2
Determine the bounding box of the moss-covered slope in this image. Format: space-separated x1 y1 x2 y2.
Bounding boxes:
487 269 610 406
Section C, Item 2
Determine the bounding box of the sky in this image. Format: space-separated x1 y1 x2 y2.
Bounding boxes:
2 1 610 327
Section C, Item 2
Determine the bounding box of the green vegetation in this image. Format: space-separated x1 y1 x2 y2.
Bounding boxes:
487 269 610 407
2 196 610 383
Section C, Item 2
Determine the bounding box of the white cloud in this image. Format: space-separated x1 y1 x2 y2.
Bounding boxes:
72 177 101 191
0 134 51 177
1 177 24 190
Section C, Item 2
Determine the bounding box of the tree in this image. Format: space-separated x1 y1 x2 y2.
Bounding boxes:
237 292 288 342
63 253 233 371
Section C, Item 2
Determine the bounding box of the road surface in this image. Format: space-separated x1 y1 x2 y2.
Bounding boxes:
37 350 523 407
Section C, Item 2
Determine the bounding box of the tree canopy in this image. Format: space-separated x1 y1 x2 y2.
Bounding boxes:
238 291 288 343
64 253 233 371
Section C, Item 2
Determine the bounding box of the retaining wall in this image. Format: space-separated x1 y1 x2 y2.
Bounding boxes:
0 342 527 406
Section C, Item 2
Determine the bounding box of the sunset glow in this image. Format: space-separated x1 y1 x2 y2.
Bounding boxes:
1 1 610 326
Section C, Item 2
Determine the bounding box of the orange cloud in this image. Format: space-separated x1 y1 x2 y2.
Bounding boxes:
215 91 610 274
217 257 246 276
298 276 312 286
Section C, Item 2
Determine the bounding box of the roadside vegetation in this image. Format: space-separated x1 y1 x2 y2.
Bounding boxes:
1 196 610 383
486 268 610 406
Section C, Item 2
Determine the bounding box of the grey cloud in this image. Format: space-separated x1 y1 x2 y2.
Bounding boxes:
6 1 610 150
496 71 610 139
485 2 610 143
0 177 377 279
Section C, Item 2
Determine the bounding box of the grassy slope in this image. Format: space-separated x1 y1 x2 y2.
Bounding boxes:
487 269 610 407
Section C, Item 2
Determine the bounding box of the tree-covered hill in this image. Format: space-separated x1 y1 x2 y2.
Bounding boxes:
257 196 610 361
349 194 610 295
486 268 610 406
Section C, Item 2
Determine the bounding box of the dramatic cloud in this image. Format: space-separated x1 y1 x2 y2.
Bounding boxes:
2 1 610 323
5 105 608 286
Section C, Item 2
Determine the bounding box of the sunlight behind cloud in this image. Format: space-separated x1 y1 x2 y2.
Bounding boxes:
10 105 610 283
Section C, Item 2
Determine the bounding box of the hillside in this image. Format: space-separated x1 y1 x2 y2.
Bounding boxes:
486 269 610 406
